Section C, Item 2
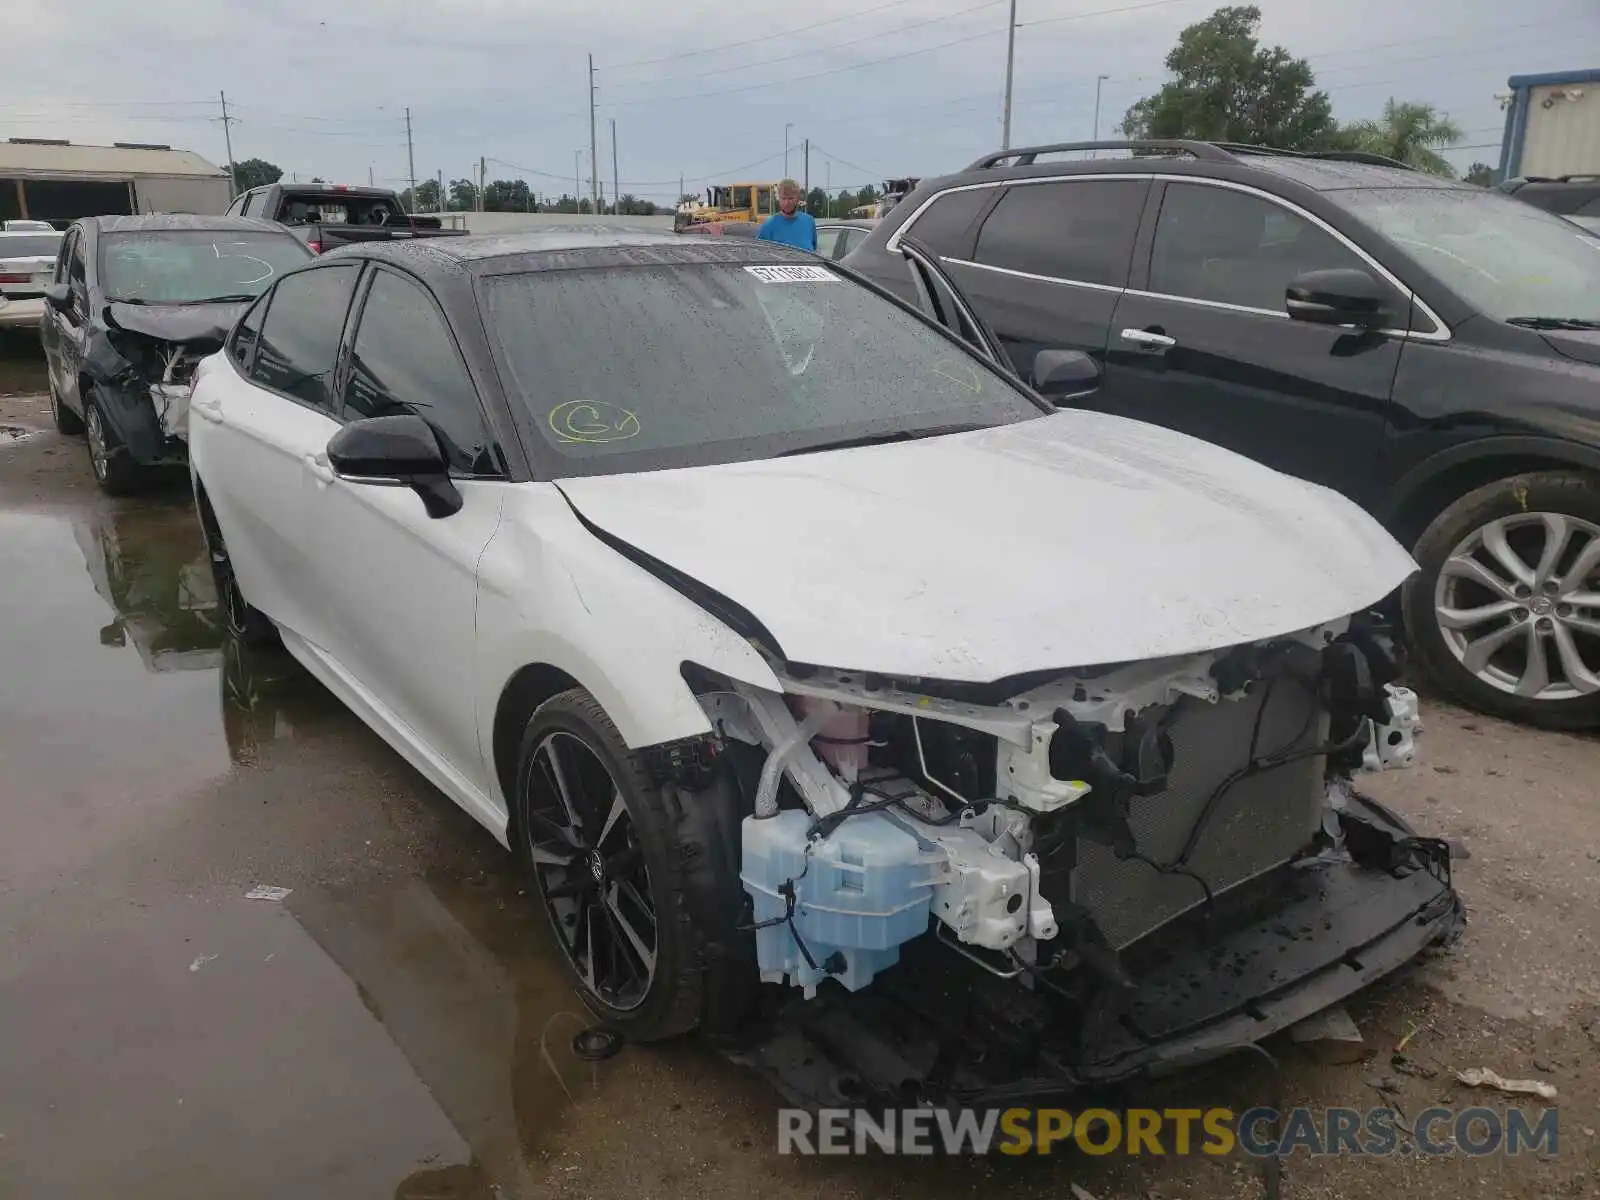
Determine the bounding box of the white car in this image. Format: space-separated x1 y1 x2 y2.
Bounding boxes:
187 231 1458 1106
0 227 59 328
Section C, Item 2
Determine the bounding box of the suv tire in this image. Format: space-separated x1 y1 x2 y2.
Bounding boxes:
1404 470 1600 728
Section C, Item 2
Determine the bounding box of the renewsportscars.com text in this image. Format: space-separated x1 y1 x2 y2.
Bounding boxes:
777 1105 1560 1157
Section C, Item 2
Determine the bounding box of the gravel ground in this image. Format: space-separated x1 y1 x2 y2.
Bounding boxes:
0 341 1594 1198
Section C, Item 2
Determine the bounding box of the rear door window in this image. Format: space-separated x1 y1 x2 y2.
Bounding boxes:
249 264 360 411
1149 183 1375 313
899 188 994 258
973 179 1147 286
230 292 269 371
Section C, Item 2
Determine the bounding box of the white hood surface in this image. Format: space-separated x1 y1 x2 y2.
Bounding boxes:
556 410 1417 682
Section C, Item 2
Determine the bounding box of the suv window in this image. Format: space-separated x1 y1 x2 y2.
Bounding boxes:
900 188 993 258
249 264 359 410
344 269 497 474
974 180 1145 286
54 228 76 284
239 191 257 217
68 231 87 290
230 292 269 370
1149 183 1372 314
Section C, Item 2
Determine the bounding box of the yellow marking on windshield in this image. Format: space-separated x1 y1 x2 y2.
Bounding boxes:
930 359 982 394
548 401 641 444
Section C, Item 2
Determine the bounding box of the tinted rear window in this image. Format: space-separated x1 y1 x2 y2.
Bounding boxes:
974 180 1147 285
900 188 993 257
0 235 60 258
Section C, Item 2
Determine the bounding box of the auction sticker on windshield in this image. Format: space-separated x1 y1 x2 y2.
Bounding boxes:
745 264 839 283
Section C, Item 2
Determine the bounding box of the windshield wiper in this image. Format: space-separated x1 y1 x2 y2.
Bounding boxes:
779 423 989 457
1506 316 1600 330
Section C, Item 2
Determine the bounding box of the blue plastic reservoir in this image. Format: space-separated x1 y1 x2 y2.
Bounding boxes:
740 809 938 997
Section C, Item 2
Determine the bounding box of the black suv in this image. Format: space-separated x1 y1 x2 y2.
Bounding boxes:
845 139 1600 728
1498 174 1600 234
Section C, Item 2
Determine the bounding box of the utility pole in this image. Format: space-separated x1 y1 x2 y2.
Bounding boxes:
575 150 582 208
1091 74 1111 155
611 118 619 216
803 139 809 201
478 156 486 212
368 163 375 187
436 168 443 213
588 54 600 214
218 91 238 197
404 106 416 213
1000 0 1017 150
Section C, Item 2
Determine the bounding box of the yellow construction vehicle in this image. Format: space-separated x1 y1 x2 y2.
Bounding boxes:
675 182 780 231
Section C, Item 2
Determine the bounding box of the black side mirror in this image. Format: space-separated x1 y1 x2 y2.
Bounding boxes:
1285 268 1390 329
43 283 72 312
325 414 463 519
1030 348 1101 400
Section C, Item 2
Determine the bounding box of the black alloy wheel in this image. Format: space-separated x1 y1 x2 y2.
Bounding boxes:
515 689 704 1040
195 487 277 648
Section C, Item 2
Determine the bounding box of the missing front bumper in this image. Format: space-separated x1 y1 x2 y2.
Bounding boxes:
722 791 1461 1109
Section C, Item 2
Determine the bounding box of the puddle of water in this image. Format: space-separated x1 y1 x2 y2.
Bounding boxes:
0 495 626 1197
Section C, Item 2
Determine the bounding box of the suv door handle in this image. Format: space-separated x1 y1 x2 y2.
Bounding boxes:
304 453 335 484
1120 328 1177 349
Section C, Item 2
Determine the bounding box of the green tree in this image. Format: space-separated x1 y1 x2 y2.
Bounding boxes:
1464 161 1496 187
402 178 441 211
805 186 828 214
483 179 532 211
309 176 326 184
232 157 282 191
1120 5 1337 150
447 178 478 211
828 189 858 218
1340 99 1464 176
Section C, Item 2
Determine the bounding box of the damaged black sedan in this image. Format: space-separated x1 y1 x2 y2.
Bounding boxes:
39 215 312 494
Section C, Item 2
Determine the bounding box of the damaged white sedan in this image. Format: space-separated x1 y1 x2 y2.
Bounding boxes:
188 229 1458 1107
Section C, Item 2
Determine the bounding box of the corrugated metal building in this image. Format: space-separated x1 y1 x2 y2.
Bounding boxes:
1499 68 1600 178
0 139 233 227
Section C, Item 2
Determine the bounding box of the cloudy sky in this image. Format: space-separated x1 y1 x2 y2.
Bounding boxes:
6 0 1595 202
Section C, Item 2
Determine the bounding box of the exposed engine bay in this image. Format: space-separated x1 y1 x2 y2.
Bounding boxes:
664 614 1454 1107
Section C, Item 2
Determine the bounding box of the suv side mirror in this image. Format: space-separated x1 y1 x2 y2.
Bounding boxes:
43 283 72 312
325 414 462 518
1285 268 1390 329
1030 348 1101 400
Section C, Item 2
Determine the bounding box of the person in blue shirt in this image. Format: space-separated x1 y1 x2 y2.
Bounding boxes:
755 179 817 252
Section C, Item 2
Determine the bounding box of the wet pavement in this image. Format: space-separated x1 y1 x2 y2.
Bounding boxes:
1 349 1597 1198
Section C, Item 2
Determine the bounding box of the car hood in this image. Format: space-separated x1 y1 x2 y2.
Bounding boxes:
103 301 246 346
555 411 1417 682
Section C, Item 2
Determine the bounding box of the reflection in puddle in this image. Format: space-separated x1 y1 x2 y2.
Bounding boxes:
3 498 627 1196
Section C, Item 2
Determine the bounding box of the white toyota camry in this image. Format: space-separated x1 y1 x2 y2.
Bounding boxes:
186 229 1458 1106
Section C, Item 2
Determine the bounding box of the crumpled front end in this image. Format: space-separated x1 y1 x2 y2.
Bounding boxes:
677 612 1456 1106
82 303 239 465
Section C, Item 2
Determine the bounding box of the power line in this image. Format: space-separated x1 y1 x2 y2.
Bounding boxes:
606 0 1007 89
602 0 929 69
1019 0 1203 29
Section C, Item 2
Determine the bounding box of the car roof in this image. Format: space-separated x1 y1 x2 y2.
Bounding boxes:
323 226 823 277
80 214 295 235
0 227 61 238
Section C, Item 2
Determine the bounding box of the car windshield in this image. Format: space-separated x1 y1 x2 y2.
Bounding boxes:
480 261 1043 476
1341 187 1600 324
0 234 60 259
99 230 311 304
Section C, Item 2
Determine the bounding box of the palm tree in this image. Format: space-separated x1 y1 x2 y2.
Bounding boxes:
1341 99 1464 176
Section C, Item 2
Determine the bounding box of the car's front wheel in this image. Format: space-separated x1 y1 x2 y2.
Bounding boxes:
514 688 705 1041
1404 470 1600 728
83 392 141 495
195 485 277 648
49 378 83 435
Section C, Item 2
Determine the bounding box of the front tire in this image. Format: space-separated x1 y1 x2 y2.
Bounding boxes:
514 689 705 1041
49 379 83 435
83 391 140 495
1403 470 1600 729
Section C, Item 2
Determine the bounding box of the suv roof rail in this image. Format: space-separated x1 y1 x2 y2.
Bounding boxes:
1212 142 1414 170
966 139 1239 168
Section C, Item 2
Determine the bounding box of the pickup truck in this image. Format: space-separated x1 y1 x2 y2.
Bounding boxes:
223 183 467 254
